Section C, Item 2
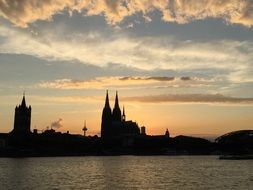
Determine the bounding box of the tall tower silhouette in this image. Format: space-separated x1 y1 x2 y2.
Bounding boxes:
101 90 112 138
101 90 140 139
11 93 31 135
112 91 122 122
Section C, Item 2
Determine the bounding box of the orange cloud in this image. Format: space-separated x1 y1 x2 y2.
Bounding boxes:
0 0 253 27
0 0 75 27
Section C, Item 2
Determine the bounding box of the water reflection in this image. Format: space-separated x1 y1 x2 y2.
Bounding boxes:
0 156 252 190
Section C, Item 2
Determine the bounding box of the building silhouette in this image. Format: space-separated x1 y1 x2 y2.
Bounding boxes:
1 92 244 157
11 93 31 135
165 128 170 137
141 126 146 135
101 91 140 139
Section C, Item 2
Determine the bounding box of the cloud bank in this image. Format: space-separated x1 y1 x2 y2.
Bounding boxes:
38 76 213 90
122 93 253 104
0 0 253 27
1 23 252 82
21 94 253 105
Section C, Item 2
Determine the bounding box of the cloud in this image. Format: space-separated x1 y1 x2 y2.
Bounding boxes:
3 93 252 106
38 76 214 90
0 0 74 28
122 93 253 104
0 0 253 27
14 93 253 105
0 20 253 86
33 95 100 104
1 23 252 76
180 76 191 81
51 118 63 129
118 76 175 81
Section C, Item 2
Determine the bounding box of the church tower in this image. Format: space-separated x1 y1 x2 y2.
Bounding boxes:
11 93 31 135
112 91 122 122
101 90 140 139
101 90 112 138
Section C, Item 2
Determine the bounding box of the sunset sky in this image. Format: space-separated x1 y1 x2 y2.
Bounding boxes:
0 0 253 137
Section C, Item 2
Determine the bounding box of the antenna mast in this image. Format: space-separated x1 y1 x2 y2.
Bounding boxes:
82 120 88 136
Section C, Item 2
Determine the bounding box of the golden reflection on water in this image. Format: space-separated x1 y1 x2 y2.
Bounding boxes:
0 156 252 189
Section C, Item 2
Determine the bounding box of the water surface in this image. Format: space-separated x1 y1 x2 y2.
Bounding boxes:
0 156 252 189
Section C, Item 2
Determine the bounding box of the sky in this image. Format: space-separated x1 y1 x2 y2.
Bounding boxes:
0 0 253 138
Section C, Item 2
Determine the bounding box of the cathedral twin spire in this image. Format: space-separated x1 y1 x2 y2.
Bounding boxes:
103 90 124 122
114 91 119 108
105 90 110 108
101 90 125 138
101 90 140 139
112 91 121 121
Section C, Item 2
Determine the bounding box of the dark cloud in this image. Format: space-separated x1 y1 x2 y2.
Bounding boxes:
119 76 175 81
180 77 191 81
148 77 175 81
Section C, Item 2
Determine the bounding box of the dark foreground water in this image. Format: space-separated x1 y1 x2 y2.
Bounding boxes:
0 156 252 190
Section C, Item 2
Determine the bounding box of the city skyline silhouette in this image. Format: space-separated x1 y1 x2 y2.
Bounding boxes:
0 0 252 146
0 2 253 189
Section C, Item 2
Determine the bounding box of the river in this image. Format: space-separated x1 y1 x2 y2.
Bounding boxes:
0 156 252 189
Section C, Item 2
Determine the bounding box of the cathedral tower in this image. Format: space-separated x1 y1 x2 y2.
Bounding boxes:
112 91 122 122
101 90 140 139
12 94 31 135
101 90 112 138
